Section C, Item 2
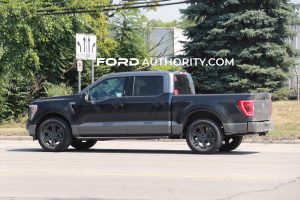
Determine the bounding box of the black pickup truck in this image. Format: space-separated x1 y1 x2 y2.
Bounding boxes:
27 71 273 153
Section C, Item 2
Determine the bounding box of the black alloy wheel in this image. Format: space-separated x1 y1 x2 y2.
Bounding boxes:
186 119 223 154
37 118 72 152
219 136 243 152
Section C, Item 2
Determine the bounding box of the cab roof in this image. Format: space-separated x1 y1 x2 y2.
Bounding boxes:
104 71 186 77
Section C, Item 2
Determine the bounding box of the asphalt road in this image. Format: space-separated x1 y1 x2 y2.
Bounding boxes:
0 140 300 200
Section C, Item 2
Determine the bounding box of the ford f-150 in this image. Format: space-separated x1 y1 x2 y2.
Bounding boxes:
27 71 273 153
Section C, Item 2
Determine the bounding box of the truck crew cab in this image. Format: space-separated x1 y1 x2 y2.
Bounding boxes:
27 71 273 154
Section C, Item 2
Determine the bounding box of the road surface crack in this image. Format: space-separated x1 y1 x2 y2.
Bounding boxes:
216 176 300 200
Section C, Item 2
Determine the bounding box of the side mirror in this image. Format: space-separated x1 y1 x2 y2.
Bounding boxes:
84 92 90 102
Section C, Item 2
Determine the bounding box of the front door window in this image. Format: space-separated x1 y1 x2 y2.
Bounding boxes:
89 77 125 101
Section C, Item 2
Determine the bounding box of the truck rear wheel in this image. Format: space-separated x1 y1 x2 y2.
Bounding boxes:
37 118 72 152
186 119 223 154
219 136 243 152
71 140 97 150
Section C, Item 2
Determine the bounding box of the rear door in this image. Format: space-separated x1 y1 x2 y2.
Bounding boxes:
124 75 171 135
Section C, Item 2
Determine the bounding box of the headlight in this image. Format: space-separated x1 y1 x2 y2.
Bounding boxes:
29 105 38 120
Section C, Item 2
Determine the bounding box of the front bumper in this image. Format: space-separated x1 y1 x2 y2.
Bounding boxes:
26 123 36 140
223 121 274 135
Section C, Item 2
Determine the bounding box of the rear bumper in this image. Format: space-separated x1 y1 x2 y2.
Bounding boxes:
223 121 274 135
247 121 274 133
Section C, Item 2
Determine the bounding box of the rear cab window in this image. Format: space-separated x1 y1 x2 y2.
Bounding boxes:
173 73 195 95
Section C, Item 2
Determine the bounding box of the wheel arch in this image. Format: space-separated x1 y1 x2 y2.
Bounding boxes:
181 110 224 139
35 112 72 138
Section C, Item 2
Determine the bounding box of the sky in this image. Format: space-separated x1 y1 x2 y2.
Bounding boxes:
143 3 187 22
144 0 300 22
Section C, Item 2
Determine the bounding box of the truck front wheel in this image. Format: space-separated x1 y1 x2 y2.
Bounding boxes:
71 140 97 150
186 119 223 154
219 136 243 152
37 118 72 152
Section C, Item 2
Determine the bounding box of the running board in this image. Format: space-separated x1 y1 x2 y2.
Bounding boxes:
76 136 170 140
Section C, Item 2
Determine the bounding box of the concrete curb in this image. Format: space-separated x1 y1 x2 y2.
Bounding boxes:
243 139 300 144
0 136 32 140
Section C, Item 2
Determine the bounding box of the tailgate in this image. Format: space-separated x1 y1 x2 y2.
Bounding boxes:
252 93 272 121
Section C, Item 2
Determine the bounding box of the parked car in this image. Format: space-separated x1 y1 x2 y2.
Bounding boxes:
27 71 273 153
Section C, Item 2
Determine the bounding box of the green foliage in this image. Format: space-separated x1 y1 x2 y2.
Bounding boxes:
151 65 183 71
45 83 73 97
272 87 293 101
182 0 298 94
0 87 10 122
0 76 32 120
0 0 112 120
109 9 149 72
0 0 152 121
147 17 195 29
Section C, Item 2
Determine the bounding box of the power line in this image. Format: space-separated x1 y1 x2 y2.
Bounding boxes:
0 0 68 8
0 0 189 16
0 0 172 9
39 0 189 15
38 0 174 13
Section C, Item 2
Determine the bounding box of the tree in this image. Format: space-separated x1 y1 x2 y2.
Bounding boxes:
146 17 195 29
109 9 149 72
0 0 158 120
0 0 113 119
181 0 298 94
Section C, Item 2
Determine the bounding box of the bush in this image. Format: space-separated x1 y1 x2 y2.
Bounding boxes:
151 65 183 71
0 77 31 120
45 83 73 97
272 88 293 101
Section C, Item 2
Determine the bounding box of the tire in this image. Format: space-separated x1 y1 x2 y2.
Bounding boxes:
71 140 97 150
186 119 223 154
37 117 72 152
219 136 243 152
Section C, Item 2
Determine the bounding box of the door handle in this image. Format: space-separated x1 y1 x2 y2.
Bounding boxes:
152 102 164 109
113 103 123 109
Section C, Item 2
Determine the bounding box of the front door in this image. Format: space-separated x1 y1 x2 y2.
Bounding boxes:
75 77 128 136
125 75 171 135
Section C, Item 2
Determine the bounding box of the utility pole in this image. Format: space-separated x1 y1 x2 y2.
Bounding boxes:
77 60 83 92
295 67 300 101
91 60 95 83
297 72 299 101
78 70 81 92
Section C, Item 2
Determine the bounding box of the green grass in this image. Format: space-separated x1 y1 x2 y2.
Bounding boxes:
0 117 27 136
266 101 300 140
0 101 300 140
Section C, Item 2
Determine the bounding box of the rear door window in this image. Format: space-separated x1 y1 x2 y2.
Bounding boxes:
133 76 164 96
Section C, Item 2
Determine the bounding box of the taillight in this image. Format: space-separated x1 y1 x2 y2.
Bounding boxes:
174 89 179 95
237 100 254 117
